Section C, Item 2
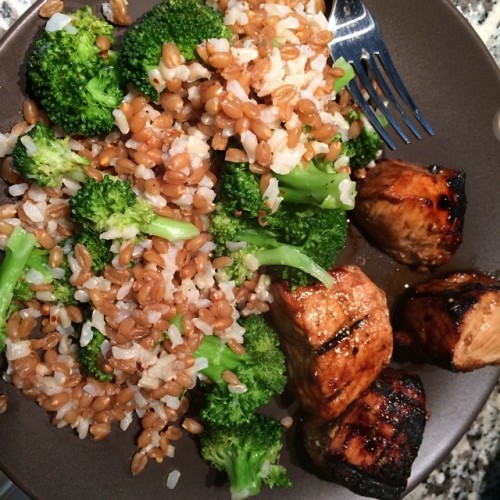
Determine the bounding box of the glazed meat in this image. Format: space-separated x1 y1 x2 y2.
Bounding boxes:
354 159 466 268
303 368 427 500
270 265 393 421
395 272 500 371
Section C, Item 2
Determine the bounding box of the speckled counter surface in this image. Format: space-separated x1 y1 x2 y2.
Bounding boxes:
0 1 499 500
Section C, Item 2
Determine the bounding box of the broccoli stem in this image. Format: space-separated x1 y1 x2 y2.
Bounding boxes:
144 215 200 241
276 167 355 210
0 227 38 348
333 56 355 93
256 246 335 289
194 335 243 382
235 228 335 289
230 455 263 500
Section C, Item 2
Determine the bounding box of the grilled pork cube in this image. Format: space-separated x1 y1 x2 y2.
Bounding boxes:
303 368 427 500
354 159 466 268
397 272 500 371
270 265 392 421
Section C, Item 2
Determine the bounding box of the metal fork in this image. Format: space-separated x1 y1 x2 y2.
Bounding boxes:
328 0 434 149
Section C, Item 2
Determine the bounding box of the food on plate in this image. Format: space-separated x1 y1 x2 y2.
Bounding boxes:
270 265 393 421
210 161 349 289
0 0 390 497
394 272 500 371
11 122 90 188
201 413 292 500
193 314 287 426
302 367 427 500
353 159 466 268
119 0 233 100
27 6 125 136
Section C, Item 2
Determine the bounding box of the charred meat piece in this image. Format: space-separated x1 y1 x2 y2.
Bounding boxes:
303 368 427 500
270 265 393 421
396 271 500 371
354 159 466 268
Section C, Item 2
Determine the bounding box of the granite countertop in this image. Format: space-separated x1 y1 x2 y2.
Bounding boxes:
0 1 499 500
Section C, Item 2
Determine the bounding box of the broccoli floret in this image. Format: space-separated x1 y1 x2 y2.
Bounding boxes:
69 176 200 242
14 247 77 305
77 328 113 382
0 227 38 353
221 158 355 215
194 315 286 426
340 114 383 169
211 204 336 288
120 0 232 99
267 204 347 287
200 414 292 500
11 123 89 188
220 162 271 220
73 231 113 274
342 126 383 169
13 280 35 302
275 159 357 210
27 7 124 136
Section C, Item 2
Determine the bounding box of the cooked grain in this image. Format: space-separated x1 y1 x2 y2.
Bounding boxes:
96 34 111 52
90 422 112 441
0 394 7 415
162 42 182 68
48 392 70 410
227 338 246 356
348 119 362 140
326 141 342 162
1 156 23 184
212 255 233 269
225 148 249 163
165 426 183 441
222 370 240 386
39 0 64 18
181 417 203 435
110 0 131 26
0 220 14 236
22 99 39 125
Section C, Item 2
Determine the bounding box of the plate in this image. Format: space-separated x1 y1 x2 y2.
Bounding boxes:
0 1 499 499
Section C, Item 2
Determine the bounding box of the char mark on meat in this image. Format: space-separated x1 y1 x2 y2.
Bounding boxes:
303 368 427 500
314 316 368 357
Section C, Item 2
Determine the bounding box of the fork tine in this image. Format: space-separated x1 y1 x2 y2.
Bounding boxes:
377 45 435 136
351 59 411 145
347 79 397 150
363 56 422 139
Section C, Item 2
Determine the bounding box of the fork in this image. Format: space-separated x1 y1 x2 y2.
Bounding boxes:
327 0 434 149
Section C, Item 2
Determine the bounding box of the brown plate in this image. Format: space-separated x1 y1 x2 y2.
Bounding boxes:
1 1 499 499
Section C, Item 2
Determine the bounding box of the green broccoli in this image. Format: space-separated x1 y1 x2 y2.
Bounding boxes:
275 159 356 210
72 231 113 273
200 414 292 499
11 122 89 188
221 158 356 214
0 227 38 353
12 280 35 302
332 56 355 93
12 247 77 305
341 126 383 169
210 204 336 288
27 7 124 136
220 162 271 220
267 204 347 287
120 0 233 99
69 176 200 242
194 315 286 426
77 328 113 382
